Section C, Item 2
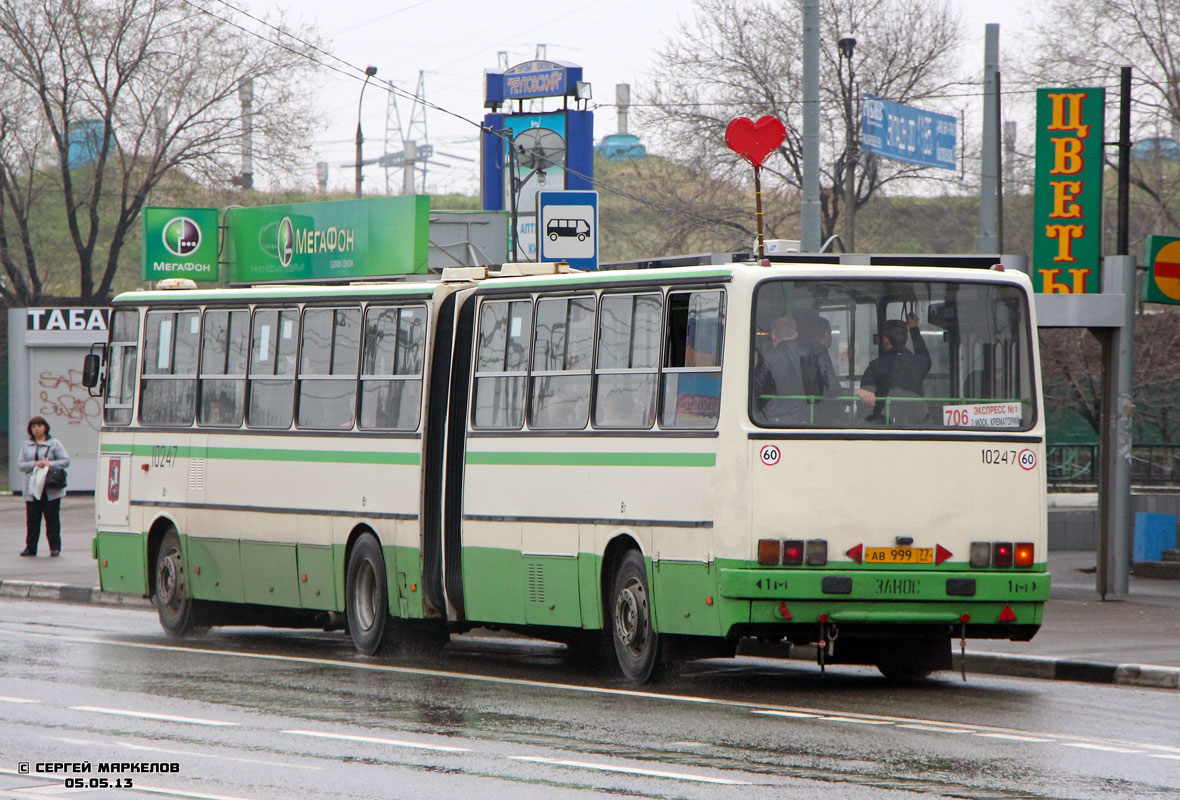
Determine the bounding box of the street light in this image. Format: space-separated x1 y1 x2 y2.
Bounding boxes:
355 65 378 199
838 34 857 252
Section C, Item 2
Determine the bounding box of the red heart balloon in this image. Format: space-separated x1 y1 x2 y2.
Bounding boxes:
725 116 786 168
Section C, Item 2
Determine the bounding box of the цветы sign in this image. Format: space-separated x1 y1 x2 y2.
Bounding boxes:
1032 88 1105 293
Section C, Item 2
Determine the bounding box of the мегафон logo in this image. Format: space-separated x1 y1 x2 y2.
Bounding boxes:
162 216 202 257
278 216 295 267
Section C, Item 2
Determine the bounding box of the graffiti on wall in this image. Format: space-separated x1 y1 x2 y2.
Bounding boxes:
37 368 101 431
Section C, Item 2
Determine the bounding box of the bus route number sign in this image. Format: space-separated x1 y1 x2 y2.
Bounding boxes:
760 445 781 466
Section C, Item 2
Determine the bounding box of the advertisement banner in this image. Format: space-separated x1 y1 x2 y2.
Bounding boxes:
225 196 429 283
142 207 219 281
1032 88 1105 293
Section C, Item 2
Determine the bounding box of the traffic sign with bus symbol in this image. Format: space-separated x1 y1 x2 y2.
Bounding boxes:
538 190 598 269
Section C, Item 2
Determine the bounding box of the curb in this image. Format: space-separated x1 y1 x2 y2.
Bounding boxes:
0 579 153 608
2 581 1177 689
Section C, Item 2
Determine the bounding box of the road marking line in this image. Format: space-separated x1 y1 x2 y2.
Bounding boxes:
284 729 471 753
69 706 238 727
751 709 818 719
1148 753 1180 761
1060 742 1144 754
1 627 1170 756
973 733 1054 742
896 724 974 734
507 756 752 785
0 695 39 704
44 736 323 770
820 716 892 725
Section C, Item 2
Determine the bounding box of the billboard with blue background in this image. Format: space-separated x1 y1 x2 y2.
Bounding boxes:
860 94 956 171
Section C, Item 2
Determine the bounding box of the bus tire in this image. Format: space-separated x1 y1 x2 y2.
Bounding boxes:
346 533 397 655
154 529 199 637
609 549 662 684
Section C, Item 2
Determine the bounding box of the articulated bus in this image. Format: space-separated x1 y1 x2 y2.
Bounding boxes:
85 260 1048 683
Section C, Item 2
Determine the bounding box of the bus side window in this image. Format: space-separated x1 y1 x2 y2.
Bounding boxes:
529 295 594 430
139 308 199 426
360 304 426 430
661 290 724 429
247 307 299 429
472 299 532 429
297 306 361 429
105 308 139 426
594 292 660 429
198 308 248 427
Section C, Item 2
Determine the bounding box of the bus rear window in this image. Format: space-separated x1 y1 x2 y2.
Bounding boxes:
751 279 1035 431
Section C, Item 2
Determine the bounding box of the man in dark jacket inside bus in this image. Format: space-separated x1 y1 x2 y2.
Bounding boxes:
854 313 931 424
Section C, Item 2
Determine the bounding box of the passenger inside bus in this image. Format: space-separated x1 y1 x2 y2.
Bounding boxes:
752 316 810 424
854 314 930 424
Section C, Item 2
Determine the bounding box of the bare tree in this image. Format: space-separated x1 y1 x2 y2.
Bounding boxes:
0 0 322 303
638 0 966 247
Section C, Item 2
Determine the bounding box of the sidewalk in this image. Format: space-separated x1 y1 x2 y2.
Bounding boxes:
1 493 1178 688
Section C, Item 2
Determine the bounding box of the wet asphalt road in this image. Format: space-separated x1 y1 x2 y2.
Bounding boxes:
0 598 1177 800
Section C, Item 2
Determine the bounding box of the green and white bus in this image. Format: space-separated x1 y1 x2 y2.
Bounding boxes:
85 260 1048 682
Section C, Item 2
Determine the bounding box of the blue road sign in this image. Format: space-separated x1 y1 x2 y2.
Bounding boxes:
538 190 598 270
861 94 956 171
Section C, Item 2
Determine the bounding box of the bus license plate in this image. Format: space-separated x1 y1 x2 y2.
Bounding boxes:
864 547 933 564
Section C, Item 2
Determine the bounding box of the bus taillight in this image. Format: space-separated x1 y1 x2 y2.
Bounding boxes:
758 539 781 565
1014 543 1035 568
782 540 805 565
993 542 1014 568
805 539 827 566
969 542 991 568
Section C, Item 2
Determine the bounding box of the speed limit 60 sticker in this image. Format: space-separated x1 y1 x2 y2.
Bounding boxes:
760 445 781 466
981 448 1038 470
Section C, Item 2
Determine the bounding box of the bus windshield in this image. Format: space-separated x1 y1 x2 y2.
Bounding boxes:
751 278 1036 430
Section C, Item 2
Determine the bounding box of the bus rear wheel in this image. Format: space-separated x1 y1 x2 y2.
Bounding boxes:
609 549 663 683
346 533 397 655
154 529 200 637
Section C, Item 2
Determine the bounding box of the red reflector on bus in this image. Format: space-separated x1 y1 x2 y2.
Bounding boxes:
783 540 804 565
1014 542 1035 567
778 602 791 619
846 544 863 563
758 538 781 565
935 545 953 564
997 605 1017 622
705 596 713 606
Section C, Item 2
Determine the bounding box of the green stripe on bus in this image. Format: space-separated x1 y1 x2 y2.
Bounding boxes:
101 443 419 465
465 451 715 467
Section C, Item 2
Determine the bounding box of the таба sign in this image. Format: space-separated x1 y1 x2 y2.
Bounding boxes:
1032 88 1105 293
860 95 956 171
225 196 429 283
142 207 219 281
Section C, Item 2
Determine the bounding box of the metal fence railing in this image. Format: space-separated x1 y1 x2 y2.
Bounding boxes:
1047 444 1180 487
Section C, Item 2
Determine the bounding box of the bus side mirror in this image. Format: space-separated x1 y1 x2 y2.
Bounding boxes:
82 353 103 395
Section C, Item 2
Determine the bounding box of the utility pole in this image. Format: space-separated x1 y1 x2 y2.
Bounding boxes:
978 24 1000 253
800 0 821 252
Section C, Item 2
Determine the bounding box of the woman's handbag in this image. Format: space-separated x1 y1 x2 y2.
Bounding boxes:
38 444 66 489
46 465 67 489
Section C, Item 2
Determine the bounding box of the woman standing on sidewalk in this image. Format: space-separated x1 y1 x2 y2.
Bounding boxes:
18 416 69 557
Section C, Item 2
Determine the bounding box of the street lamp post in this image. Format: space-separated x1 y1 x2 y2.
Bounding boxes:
838 34 857 253
355 65 378 199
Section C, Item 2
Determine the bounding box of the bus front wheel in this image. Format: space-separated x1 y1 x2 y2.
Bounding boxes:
346 534 397 655
609 549 662 683
154 529 199 637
